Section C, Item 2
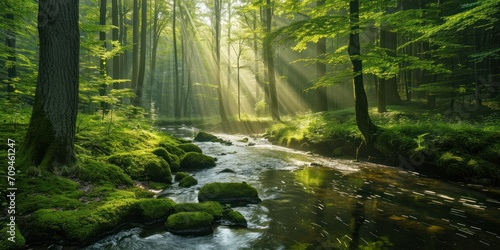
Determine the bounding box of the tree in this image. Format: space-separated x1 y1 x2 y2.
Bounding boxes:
315 0 328 112
173 0 181 118
264 0 280 121
99 0 108 111
134 0 147 107
214 0 228 122
348 0 377 146
112 0 120 88
21 0 80 168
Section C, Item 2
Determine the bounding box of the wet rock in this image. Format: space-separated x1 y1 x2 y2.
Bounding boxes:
180 152 216 169
165 212 214 236
193 131 218 142
238 138 249 143
137 198 176 225
179 175 198 187
174 201 223 219
218 168 236 174
174 172 189 181
198 182 261 205
221 209 247 228
177 143 202 153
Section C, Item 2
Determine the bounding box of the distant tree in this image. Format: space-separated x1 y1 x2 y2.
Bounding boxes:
214 0 228 122
134 0 147 107
264 0 280 121
112 0 120 88
173 0 181 118
315 0 328 112
21 0 80 168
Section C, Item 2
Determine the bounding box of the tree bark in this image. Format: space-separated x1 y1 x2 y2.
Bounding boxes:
99 0 108 112
265 0 280 121
134 0 147 107
131 0 139 99
112 0 120 88
315 0 328 112
348 0 377 146
173 0 181 118
215 0 228 122
21 0 80 168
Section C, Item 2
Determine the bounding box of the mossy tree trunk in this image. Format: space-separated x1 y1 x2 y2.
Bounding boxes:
134 0 147 107
265 0 280 121
348 0 377 146
21 0 80 169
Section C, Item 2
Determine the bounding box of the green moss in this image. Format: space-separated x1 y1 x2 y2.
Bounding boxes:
180 152 216 169
137 198 176 223
165 212 214 235
144 158 172 183
87 186 136 202
175 172 189 181
0 224 25 250
194 131 218 142
76 159 133 186
159 143 185 157
198 182 261 205
152 147 172 162
107 151 171 183
174 201 223 219
223 210 247 227
128 186 155 198
28 198 138 245
437 152 467 178
179 175 198 187
177 143 202 153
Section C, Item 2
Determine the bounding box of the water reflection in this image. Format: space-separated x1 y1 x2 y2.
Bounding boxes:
84 128 500 250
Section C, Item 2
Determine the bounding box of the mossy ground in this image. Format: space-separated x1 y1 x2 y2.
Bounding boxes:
0 112 217 247
165 211 214 235
266 104 500 185
174 201 223 219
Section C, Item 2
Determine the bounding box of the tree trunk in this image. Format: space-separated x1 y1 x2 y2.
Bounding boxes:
348 0 377 146
265 0 280 121
131 0 139 99
5 12 16 98
112 0 120 88
21 0 80 169
99 0 108 112
315 0 328 112
134 0 147 107
173 0 181 118
215 0 228 122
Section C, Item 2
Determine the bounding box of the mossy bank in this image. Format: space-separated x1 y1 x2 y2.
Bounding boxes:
265 106 500 186
0 113 221 248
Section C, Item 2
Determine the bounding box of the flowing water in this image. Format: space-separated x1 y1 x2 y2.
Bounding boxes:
84 126 500 250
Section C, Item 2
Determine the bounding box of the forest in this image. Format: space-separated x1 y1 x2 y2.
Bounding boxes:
1 0 500 249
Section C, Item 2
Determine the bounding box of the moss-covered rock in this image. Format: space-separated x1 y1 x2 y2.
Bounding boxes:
174 172 198 187
152 147 172 162
136 198 176 224
27 199 138 245
175 172 189 181
198 182 261 205
174 202 223 219
159 143 185 157
144 158 172 183
76 159 133 186
0 224 25 250
222 209 247 228
107 151 172 183
194 131 219 142
178 143 203 153
180 152 216 169
179 175 198 187
165 212 214 236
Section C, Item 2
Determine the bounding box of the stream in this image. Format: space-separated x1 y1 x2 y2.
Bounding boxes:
84 126 500 249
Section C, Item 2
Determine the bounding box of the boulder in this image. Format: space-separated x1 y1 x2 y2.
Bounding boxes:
222 209 247 228
177 143 202 153
194 131 219 142
179 175 198 187
180 152 216 169
165 212 214 236
174 201 223 219
198 182 261 205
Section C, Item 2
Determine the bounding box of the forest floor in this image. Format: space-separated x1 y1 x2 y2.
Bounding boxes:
263 101 500 186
